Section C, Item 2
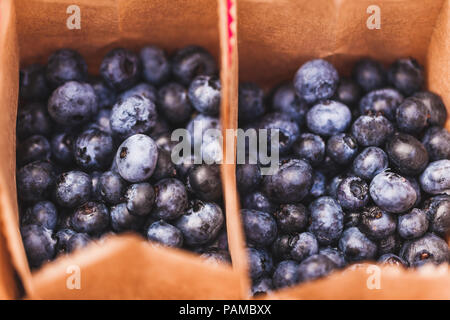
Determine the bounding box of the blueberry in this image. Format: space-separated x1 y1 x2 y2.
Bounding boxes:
359 88 403 121
186 113 220 147
55 171 91 208
258 112 300 154
413 91 447 127
242 191 277 214
17 102 52 140
297 254 336 282
236 164 261 194
67 233 92 253
200 249 231 264
273 204 308 234
157 82 192 125
46 49 87 88
55 228 76 255
48 81 98 126
123 182 155 217
92 108 113 135
272 83 308 125
386 133 429 176
175 200 224 246
396 97 429 134
309 171 327 198
398 208 428 240
98 171 126 205
406 176 422 207
334 78 362 107
422 126 450 161
308 197 344 245
110 95 157 139
153 178 188 221
336 176 369 211
21 201 58 230
241 209 277 247
370 171 417 213
73 128 114 171
238 82 265 123
352 58 386 92
351 147 389 180
89 77 117 108
17 161 55 202
51 132 75 165
422 195 450 237
110 203 143 232
187 164 222 202
326 133 358 165
359 206 396 240
387 58 423 96
119 83 157 103
90 171 102 201
140 45 170 86
251 277 273 296
17 135 51 166
419 160 450 195
148 115 170 139
338 227 377 262
400 233 449 267
172 46 216 86
318 247 346 268
100 48 141 92
154 131 178 153
115 134 159 183
206 228 229 252
377 254 408 267
175 153 198 181
272 260 300 289
71 201 110 235
247 247 273 280
151 148 178 181
327 174 348 199
290 232 319 262
262 159 313 203
344 211 361 229
20 64 50 101
188 75 221 116
21 224 56 269
377 234 402 256
351 114 394 147
306 100 352 137
271 235 292 261
294 59 339 104
292 133 325 166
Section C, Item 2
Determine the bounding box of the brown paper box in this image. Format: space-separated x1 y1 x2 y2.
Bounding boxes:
237 0 450 299
0 0 245 300
1 0 450 300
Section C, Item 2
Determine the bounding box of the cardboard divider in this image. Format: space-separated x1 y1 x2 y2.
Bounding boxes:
0 0 244 299
218 0 251 299
30 234 241 299
0 0 32 298
236 0 450 299
260 264 450 300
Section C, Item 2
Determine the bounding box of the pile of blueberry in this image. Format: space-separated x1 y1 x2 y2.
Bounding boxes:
237 58 450 295
17 46 229 269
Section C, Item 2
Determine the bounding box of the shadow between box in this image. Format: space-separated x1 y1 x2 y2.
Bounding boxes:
234 0 450 300
0 0 248 300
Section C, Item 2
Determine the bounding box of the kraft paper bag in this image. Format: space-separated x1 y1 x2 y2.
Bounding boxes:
0 0 244 300
1 0 449 300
